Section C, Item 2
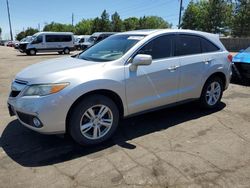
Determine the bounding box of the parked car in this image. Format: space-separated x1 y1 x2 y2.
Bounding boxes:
14 36 31 49
7 41 15 47
18 32 75 55
74 35 90 50
8 29 232 145
81 32 116 50
232 46 250 81
0 40 7 46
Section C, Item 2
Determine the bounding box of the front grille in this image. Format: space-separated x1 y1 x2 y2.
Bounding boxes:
10 79 27 98
10 91 21 97
18 43 28 51
235 63 250 72
234 63 250 78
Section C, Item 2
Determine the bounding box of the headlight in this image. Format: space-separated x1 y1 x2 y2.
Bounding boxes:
23 83 69 96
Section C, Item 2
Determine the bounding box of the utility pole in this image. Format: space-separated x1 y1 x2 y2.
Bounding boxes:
6 0 13 40
72 13 74 26
178 0 183 29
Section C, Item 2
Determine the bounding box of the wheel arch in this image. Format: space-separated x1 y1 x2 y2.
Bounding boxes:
205 72 227 90
65 89 124 133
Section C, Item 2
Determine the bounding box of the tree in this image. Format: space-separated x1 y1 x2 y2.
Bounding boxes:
232 0 250 36
75 19 93 35
91 10 111 33
123 17 139 31
181 0 233 35
99 10 111 31
181 0 200 30
139 16 170 29
43 22 75 32
16 27 39 41
111 12 123 32
91 17 102 33
0 27 2 40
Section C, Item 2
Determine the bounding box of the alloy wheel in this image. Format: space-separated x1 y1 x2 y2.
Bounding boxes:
205 81 221 106
79 104 113 140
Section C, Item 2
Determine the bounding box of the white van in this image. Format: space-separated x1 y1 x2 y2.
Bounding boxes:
74 35 90 50
18 32 75 55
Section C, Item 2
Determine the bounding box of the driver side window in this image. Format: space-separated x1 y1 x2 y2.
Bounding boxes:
33 35 43 44
138 35 174 60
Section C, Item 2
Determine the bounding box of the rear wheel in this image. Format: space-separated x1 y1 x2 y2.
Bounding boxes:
200 77 223 109
69 95 119 146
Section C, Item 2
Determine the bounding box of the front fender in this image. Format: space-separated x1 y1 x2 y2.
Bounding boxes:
66 79 127 116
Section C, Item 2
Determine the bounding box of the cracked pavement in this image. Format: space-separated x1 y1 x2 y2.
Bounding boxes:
0 47 250 188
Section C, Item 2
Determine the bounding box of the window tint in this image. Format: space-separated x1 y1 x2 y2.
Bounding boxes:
79 38 85 43
176 35 201 56
45 35 72 42
138 35 173 59
32 35 43 44
201 38 220 53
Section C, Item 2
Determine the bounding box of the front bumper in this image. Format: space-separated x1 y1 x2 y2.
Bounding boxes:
8 92 71 134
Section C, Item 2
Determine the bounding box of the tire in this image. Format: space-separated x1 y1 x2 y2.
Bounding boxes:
69 94 119 146
63 48 70 54
28 49 36 56
200 76 223 109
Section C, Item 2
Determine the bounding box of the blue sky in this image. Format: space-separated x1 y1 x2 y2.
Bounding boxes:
0 0 189 39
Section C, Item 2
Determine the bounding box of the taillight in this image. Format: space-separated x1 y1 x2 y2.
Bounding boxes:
227 54 233 62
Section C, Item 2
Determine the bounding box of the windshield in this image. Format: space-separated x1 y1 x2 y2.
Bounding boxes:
28 35 36 43
87 36 97 43
20 38 26 42
244 47 250 53
78 35 145 62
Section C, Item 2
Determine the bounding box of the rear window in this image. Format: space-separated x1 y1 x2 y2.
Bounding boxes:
176 35 201 56
201 38 220 53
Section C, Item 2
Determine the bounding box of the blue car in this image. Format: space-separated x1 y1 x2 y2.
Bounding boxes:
233 47 250 80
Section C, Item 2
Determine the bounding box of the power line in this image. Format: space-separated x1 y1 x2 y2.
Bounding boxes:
6 0 13 40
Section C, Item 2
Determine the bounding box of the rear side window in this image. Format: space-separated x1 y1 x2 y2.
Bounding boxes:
46 35 72 42
176 35 201 56
138 35 174 59
201 38 220 53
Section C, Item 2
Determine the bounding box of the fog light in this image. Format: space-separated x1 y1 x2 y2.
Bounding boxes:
33 117 41 127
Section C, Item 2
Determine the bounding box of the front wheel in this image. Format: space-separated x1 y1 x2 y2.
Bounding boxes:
200 77 223 109
69 95 119 146
63 48 70 54
27 49 36 56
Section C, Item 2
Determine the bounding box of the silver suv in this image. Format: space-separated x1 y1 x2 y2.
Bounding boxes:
8 29 232 145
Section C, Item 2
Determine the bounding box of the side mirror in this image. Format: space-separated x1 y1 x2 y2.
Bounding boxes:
239 49 244 53
129 54 152 71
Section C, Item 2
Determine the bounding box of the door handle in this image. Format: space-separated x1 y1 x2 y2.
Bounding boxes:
204 58 213 64
168 65 179 71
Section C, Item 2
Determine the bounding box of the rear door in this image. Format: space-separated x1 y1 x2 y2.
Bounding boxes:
176 34 205 100
125 34 181 115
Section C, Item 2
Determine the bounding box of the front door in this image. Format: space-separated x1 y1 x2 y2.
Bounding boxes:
125 34 181 115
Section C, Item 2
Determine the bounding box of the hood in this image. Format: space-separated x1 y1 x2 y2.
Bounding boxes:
82 42 93 46
233 52 250 63
16 56 104 83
